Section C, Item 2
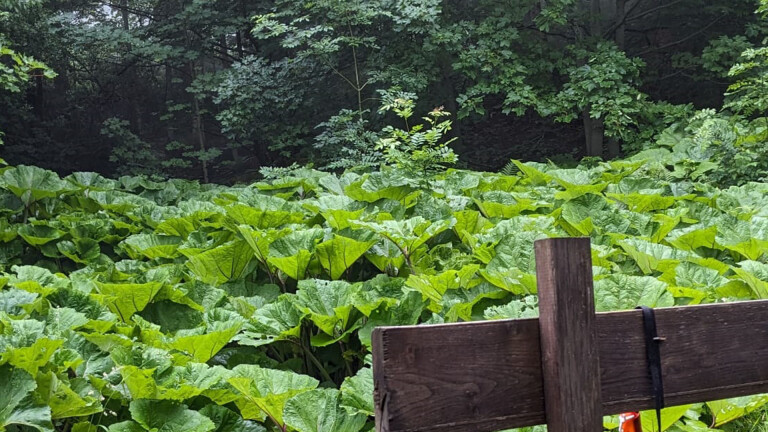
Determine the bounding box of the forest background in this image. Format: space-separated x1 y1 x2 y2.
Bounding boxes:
2 0 768 182
5 2 768 432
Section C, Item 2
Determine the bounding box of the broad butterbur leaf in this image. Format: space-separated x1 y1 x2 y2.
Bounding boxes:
227 204 305 229
95 281 163 321
293 279 360 339
4 337 63 375
353 216 454 256
266 228 325 280
129 400 215 432
594 274 674 312
36 372 102 419
406 265 480 311
17 225 66 246
707 395 768 426
315 235 375 280
0 165 69 205
228 365 318 425
340 367 374 417
121 234 182 260
0 365 53 432
732 261 768 299
170 323 241 362
237 298 305 347
284 388 367 432
0 289 37 315
198 405 266 432
186 241 256 286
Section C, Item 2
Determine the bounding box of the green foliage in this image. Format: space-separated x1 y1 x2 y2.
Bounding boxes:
4 2 768 430
100 118 165 179
726 46 768 116
212 57 310 161
313 110 382 171
0 38 54 94
2 153 768 430
376 88 458 179
0 5 54 150
552 43 646 139
640 110 768 186
2 0 763 173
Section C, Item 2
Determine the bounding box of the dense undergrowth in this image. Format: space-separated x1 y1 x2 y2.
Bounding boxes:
1 149 768 431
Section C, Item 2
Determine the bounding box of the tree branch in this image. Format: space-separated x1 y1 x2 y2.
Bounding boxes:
104 2 160 21
626 0 686 23
602 0 646 39
637 16 723 55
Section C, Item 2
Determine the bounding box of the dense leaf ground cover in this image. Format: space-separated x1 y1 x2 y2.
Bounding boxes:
1 159 768 432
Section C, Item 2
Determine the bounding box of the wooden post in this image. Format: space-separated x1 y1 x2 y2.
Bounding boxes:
535 238 603 432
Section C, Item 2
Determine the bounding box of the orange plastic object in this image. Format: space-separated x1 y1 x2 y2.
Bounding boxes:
618 412 642 432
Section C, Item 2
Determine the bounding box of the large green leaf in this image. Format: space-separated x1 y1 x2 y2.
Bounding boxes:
353 216 454 256
236 298 306 347
344 172 418 203
340 367 374 417
95 281 163 321
129 400 215 432
716 217 768 260
405 265 480 311
157 364 234 401
594 274 674 312
228 366 318 425
442 282 508 322
57 238 101 263
186 240 256 286
640 404 692 432
666 225 718 252
0 288 38 315
108 421 146 432
732 261 768 299
559 193 629 236
17 225 66 246
452 210 492 247
484 296 539 320
315 235 375 280
606 192 677 212
64 171 117 191
473 191 551 218
0 365 53 432
619 238 691 274
320 209 365 230
0 165 69 205
170 323 241 362
283 388 367 432
4 338 63 375
265 228 325 280
707 395 768 426
293 279 360 342
121 234 183 260
227 204 305 229
198 405 266 432
364 238 406 273
36 372 102 419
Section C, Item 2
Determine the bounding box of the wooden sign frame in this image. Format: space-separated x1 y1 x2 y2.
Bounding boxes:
372 238 768 432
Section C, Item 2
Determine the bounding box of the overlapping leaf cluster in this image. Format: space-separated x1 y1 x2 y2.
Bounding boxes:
1 161 767 431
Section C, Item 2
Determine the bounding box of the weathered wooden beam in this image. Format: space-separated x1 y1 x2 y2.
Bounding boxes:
535 238 602 432
372 300 768 432
373 319 544 432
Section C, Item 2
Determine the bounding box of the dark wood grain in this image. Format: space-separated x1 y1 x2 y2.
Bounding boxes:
599 302 768 412
535 238 603 432
373 299 768 432
372 319 544 432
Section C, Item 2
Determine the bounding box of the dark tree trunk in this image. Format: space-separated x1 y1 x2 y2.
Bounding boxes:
583 110 605 157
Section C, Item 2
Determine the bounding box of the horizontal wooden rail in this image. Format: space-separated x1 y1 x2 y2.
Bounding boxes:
372 300 768 432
